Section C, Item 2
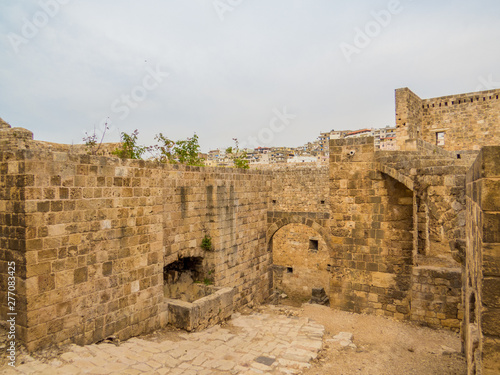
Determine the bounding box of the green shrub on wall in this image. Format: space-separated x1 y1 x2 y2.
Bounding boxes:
201 235 212 251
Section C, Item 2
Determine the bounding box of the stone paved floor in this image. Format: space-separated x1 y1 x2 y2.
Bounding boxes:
2 312 325 375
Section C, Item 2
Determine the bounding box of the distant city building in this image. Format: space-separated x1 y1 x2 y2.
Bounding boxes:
330 130 350 140
344 128 374 138
287 155 317 163
206 125 397 166
373 126 397 150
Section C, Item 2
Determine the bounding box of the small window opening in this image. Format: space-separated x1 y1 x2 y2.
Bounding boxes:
272 199 277 204
286 267 293 274
309 239 319 251
469 293 476 323
320 200 325 205
436 131 445 146
457 154 461 159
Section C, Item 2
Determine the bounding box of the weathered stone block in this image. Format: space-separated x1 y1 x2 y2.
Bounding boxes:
483 336 500 375
483 213 500 243
483 277 500 308
483 244 500 277
74 267 88 284
38 274 55 293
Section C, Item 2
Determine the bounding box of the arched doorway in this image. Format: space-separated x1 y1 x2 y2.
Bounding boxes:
271 223 330 305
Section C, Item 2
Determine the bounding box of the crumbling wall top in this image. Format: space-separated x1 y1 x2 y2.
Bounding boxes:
0 117 11 129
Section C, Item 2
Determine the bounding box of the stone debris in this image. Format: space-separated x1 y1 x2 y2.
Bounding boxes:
309 288 329 306
1 310 324 374
326 332 357 349
440 345 461 356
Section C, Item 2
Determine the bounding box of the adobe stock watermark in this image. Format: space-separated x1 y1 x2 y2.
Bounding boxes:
8 0 71 54
239 107 296 149
340 0 412 63
475 74 500 92
213 0 244 22
84 63 170 141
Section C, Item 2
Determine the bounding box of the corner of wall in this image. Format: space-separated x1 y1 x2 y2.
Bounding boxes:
395 88 423 150
465 145 500 374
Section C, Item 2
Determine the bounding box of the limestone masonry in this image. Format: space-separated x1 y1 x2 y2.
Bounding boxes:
396 87 500 152
1 86 499 375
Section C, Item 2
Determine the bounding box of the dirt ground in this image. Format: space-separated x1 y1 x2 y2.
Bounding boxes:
263 303 466 375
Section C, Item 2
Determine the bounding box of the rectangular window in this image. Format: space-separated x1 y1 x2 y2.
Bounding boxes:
309 239 319 252
436 132 445 146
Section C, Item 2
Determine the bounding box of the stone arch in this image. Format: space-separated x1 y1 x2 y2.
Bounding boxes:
378 164 414 192
165 247 206 268
267 214 334 252
269 221 332 303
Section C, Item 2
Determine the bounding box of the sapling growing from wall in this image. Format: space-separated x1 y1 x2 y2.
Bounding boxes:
83 120 109 155
154 133 175 163
112 130 150 159
154 133 205 166
201 235 213 251
173 133 205 166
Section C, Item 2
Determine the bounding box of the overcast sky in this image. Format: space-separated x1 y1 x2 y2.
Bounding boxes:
1 0 499 151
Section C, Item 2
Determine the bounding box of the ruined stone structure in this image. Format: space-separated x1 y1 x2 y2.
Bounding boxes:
396 87 500 151
329 137 465 328
0 121 270 351
1 86 499 374
465 147 500 374
272 224 330 302
266 164 333 303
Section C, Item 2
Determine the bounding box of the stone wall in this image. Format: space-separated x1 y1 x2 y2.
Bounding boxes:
421 90 500 151
0 149 28 351
2 150 169 351
395 88 500 152
329 136 469 330
395 87 423 149
0 126 271 351
465 146 500 375
272 223 330 302
3 108 499 375
376 147 469 267
329 137 414 319
269 164 329 213
163 164 271 309
27 141 122 156
267 164 332 304
0 119 119 156
410 266 462 330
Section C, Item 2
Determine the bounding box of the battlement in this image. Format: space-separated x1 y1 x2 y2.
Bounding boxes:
421 88 500 109
396 87 500 152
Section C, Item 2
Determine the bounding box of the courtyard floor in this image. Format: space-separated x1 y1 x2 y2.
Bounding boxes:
0 304 466 375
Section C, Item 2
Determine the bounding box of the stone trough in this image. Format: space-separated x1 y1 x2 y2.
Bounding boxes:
164 284 235 331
